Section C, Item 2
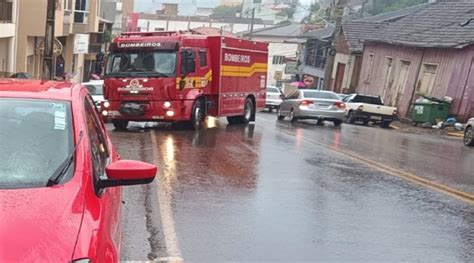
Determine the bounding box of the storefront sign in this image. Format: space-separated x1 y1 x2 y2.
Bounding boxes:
73 34 90 54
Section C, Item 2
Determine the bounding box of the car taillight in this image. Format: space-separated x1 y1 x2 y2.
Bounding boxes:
357 105 364 111
335 102 346 109
299 100 314 106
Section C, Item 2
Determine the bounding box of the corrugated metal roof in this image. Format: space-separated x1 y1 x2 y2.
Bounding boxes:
241 22 302 37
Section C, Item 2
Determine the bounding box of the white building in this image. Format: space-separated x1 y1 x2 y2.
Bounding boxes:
137 14 272 33
0 0 18 77
241 22 301 86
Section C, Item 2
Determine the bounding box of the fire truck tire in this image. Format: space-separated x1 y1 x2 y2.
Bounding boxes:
227 98 254 125
243 98 255 124
112 120 129 130
190 99 205 130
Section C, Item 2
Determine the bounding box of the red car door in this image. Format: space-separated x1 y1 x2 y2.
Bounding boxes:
84 95 122 261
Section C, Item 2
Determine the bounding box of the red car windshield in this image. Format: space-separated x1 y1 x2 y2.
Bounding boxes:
0 99 74 189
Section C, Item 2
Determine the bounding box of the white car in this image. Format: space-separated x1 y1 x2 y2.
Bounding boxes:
265 86 283 112
343 94 398 128
82 80 104 108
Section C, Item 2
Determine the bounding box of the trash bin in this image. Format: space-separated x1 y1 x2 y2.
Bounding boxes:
410 101 450 125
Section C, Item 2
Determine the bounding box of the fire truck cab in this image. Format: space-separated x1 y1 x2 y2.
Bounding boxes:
102 32 268 130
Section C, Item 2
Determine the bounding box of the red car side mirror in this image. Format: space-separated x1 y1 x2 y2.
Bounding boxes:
100 160 157 188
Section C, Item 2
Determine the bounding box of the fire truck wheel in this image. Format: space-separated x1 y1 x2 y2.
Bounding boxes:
226 98 255 125
191 100 205 130
112 120 129 130
243 98 254 124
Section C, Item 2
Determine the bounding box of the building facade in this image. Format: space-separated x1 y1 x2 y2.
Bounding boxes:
0 0 18 77
13 0 108 83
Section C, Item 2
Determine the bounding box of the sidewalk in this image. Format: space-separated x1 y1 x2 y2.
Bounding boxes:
389 121 464 139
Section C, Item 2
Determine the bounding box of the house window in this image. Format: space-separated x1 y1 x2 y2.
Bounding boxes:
365 53 375 82
418 63 438 95
304 40 328 69
64 0 73 11
272 56 285 65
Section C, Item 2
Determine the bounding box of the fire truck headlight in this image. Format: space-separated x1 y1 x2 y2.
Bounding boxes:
166 110 175 117
102 110 108 116
163 101 172 108
103 101 110 108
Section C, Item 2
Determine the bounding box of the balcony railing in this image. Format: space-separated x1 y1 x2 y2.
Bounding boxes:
0 1 13 23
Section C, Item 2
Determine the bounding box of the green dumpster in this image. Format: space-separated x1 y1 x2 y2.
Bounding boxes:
410 101 450 125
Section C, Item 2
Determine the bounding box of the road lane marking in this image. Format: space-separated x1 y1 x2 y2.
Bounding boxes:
150 131 184 262
258 117 474 204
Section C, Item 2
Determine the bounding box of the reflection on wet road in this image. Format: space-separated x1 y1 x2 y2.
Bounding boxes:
111 113 474 262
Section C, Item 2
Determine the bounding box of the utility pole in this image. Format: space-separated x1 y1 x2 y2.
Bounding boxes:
42 0 56 80
249 8 255 40
323 0 345 90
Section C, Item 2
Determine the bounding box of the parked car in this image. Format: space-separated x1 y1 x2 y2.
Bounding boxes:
277 89 346 126
0 79 157 262
266 86 283 112
9 72 32 79
82 80 104 108
337 93 350 101
343 94 398 128
464 117 474 147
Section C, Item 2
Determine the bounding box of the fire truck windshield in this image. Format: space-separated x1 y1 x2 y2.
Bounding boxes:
105 51 177 77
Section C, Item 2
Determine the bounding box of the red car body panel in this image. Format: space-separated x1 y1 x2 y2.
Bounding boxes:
0 79 124 262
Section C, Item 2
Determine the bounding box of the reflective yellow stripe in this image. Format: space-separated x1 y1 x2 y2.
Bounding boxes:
221 62 267 77
175 70 212 89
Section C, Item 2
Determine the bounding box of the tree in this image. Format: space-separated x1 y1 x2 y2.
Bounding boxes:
369 0 428 15
211 5 242 18
280 7 296 20
301 2 321 23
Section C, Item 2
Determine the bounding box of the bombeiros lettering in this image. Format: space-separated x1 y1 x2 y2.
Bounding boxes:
118 42 162 48
224 53 251 64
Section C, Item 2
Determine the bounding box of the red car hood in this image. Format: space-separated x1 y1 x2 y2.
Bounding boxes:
0 183 84 262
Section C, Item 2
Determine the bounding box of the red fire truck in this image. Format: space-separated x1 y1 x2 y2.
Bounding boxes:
101 31 268 130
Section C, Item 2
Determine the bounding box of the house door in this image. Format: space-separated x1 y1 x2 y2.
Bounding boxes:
392 60 411 107
382 57 394 103
417 64 438 95
333 63 345 93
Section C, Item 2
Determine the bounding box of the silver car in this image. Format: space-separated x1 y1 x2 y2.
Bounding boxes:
465 118 474 147
265 86 283 112
277 89 346 126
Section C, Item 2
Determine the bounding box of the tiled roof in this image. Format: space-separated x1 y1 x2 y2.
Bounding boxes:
342 21 389 53
300 24 335 39
367 1 474 48
358 3 430 22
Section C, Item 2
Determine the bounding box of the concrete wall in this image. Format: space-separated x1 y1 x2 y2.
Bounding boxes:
267 42 298 85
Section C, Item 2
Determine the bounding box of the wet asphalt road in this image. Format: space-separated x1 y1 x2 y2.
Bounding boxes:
110 112 474 262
